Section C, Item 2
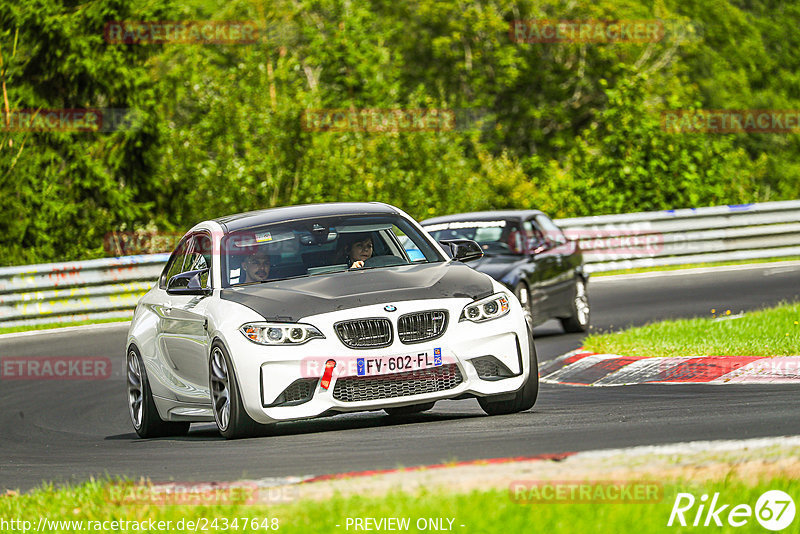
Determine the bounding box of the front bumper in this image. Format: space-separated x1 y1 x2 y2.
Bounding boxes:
225 297 532 424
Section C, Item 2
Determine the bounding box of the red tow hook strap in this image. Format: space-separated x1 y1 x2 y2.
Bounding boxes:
320 359 337 390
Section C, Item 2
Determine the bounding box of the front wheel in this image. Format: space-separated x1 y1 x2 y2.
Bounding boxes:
127 346 190 438
210 343 273 439
478 327 539 416
560 277 590 333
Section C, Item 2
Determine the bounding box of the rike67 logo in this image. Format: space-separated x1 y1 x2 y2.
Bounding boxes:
668 490 795 530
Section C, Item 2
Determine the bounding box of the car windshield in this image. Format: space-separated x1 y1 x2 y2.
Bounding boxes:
222 214 444 286
425 220 526 256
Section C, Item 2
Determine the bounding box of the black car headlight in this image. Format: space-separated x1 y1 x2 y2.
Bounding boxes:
460 293 511 323
240 322 325 345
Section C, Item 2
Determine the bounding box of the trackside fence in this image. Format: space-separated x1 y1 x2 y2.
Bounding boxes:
1 200 798 327
555 200 800 273
0 254 169 328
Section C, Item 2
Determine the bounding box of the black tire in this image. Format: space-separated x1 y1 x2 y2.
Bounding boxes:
560 276 590 333
478 327 539 416
514 282 534 328
127 346 190 438
384 402 435 416
209 342 273 439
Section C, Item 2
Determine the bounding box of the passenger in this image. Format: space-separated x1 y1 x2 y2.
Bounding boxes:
337 232 374 269
242 248 271 282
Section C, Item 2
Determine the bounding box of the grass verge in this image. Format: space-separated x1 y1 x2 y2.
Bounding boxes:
583 301 800 358
1 476 798 533
0 317 130 336
592 256 800 276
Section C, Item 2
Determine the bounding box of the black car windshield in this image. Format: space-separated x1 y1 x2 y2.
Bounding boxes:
425 220 530 256
222 214 444 286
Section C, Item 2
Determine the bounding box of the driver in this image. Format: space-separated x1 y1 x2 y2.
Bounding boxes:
338 233 374 269
242 248 271 282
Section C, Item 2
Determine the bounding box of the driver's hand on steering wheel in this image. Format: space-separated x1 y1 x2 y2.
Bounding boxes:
350 260 365 269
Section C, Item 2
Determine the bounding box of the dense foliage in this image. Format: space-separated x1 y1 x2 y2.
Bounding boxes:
1 0 797 265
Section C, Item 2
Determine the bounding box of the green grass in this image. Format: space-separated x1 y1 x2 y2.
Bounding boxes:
0 317 130 336
1 476 797 533
592 256 800 277
583 301 800 358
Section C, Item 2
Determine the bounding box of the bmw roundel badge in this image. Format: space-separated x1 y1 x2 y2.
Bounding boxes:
384 305 397 312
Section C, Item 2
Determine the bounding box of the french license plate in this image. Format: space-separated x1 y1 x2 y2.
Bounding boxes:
356 348 443 377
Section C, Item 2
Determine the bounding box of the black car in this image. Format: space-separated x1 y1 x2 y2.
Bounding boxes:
422 210 590 332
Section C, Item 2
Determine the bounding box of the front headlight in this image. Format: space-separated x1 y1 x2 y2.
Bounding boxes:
460 293 511 323
240 322 325 345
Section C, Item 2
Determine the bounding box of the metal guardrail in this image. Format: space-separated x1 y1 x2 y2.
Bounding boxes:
0 254 169 328
555 200 800 273
0 200 798 327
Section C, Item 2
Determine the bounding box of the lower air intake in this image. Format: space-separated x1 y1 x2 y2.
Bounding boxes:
332 364 463 402
471 356 516 380
264 378 317 407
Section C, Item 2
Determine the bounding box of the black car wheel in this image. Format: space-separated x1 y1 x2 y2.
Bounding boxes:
384 402 435 416
478 326 539 416
210 342 273 439
560 277 590 333
127 346 190 438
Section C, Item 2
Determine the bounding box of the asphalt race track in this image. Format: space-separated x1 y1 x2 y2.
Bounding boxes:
1 263 799 491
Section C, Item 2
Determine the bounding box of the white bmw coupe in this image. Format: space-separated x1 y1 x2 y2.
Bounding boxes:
126 202 538 439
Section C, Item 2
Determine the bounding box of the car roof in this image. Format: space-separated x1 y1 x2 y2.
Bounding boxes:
212 202 401 233
421 210 545 226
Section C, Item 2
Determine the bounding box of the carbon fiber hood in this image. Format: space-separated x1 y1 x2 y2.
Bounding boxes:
220 261 494 321
468 255 526 282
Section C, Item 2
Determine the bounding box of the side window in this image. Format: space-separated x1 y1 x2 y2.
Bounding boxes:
393 226 424 262
535 215 566 246
522 220 545 253
161 237 191 288
504 222 524 254
184 234 212 288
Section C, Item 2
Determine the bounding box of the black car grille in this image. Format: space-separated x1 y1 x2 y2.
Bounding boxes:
335 318 393 349
332 364 463 402
398 310 448 344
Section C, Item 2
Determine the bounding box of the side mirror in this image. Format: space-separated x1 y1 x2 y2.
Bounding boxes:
167 269 211 296
530 240 550 255
440 239 484 262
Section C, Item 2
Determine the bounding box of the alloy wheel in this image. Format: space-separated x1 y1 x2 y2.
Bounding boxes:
127 350 144 429
210 347 231 431
574 279 590 326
